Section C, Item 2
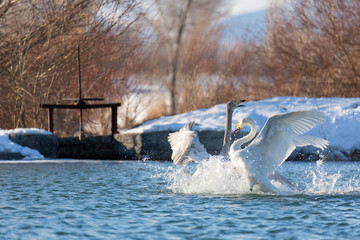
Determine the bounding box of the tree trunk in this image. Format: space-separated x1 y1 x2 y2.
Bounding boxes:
169 0 192 115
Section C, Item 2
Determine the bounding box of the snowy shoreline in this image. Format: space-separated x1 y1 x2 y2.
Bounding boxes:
124 97 360 159
0 128 51 159
1 97 360 160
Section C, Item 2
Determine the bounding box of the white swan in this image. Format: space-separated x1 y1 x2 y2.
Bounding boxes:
168 100 245 166
230 111 328 193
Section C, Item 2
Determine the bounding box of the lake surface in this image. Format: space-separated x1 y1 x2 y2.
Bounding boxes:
1 159 360 239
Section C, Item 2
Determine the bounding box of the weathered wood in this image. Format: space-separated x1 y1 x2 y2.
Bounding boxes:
62 97 104 101
40 103 121 109
111 106 118 139
40 103 121 139
48 107 53 132
78 46 82 100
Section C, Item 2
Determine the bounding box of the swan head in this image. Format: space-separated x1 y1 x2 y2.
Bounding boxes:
228 100 246 111
235 118 257 134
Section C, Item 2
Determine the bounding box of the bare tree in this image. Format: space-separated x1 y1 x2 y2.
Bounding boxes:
0 0 18 18
0 0 146 133
262 0 360 97
151 0 225 114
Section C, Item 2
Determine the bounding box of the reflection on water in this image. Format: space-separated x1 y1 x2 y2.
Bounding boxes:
0 159 360 239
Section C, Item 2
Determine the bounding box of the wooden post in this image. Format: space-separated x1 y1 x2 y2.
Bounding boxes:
111 106 118 139
48 107 54 133
79 108 85 140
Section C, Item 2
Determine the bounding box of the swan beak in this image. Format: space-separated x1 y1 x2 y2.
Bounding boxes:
236 99 246 107
235 121 242 134
235 127 242 134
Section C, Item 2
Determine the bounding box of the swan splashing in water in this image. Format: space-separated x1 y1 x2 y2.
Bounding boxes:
167 100 328 194
169 101 301 189
230 111 328 194
167 100 245 166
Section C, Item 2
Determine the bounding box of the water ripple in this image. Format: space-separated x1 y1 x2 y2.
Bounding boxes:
0 161 359 239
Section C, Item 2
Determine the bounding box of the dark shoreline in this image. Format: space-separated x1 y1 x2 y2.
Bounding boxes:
4 132 360 161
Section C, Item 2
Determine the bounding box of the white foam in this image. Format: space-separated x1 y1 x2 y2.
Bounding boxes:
166 156 250 195
163 158 360 196
304 160 360 195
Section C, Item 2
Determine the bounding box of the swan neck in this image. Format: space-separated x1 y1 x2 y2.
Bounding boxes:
231 118 257 152
220 104 233 155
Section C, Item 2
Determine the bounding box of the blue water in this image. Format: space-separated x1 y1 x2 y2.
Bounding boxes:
1 159 360 239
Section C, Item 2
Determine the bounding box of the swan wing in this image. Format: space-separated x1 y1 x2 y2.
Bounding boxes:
292 135 328 150
168 122 209 166
246 111 326 176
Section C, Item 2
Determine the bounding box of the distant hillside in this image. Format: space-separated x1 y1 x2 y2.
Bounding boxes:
221 10 267 42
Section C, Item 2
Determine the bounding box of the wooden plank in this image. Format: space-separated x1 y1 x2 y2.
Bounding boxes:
40 103 121 109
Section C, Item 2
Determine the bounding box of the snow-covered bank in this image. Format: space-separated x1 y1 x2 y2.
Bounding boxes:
124 97 360 156
1 97 359 160
0 128 51 159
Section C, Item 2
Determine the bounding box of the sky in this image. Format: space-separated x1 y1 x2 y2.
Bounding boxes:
229 0 273 15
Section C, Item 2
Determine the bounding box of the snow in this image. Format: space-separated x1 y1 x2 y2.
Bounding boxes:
0 128 51 160
123 97 360 154
0 128 52 136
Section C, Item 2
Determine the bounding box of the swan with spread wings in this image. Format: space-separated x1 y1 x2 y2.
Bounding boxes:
168 100 245 166
167 101 302 190
230 111 328 194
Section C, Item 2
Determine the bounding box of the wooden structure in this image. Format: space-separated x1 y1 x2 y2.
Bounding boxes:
40 46 121 140
40 102 121 139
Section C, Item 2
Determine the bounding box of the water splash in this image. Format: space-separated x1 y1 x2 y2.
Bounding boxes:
165 156 250 195
304 160 360 195
164 156 297 195
161 157 360 196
